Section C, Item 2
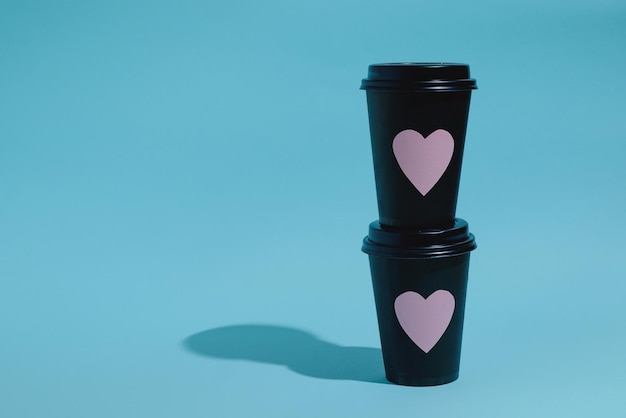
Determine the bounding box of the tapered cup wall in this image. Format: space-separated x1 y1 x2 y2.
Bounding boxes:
362 63 476 228
365 90 472 228
368 253 471 386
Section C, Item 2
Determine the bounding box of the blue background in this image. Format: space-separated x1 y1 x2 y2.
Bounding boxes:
1 0 625 416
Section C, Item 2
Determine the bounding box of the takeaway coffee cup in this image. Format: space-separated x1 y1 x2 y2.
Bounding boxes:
362 219 477 386
361 63 477 229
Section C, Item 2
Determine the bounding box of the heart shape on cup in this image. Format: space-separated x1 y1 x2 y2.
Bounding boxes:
394 290 455 353
392 129 454 196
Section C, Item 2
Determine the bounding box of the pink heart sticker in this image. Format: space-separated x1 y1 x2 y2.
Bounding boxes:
394 290 455 353
392 129 454 196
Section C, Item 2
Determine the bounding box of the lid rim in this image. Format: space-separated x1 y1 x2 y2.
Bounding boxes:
361 62 477 91
361 236 477 259
361 218 477 259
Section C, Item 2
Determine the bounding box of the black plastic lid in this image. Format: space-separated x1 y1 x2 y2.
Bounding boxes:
362 218 477 259
360 63 477 92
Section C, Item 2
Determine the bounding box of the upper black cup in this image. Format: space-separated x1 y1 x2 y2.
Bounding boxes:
361 63 477 229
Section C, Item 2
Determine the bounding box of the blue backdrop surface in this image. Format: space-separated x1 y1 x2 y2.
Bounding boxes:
1 1 625 417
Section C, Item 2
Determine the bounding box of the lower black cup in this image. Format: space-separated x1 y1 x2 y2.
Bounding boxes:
362 219 477 386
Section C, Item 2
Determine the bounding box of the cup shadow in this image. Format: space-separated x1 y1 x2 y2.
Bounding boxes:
182 324 388 384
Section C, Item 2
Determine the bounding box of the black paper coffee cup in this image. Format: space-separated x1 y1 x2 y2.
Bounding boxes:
361 63 477 228
362 219 477 386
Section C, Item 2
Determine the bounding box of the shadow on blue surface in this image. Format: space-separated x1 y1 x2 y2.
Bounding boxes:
183 324 388 384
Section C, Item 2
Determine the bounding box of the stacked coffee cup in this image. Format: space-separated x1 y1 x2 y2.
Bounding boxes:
360 63 478 386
